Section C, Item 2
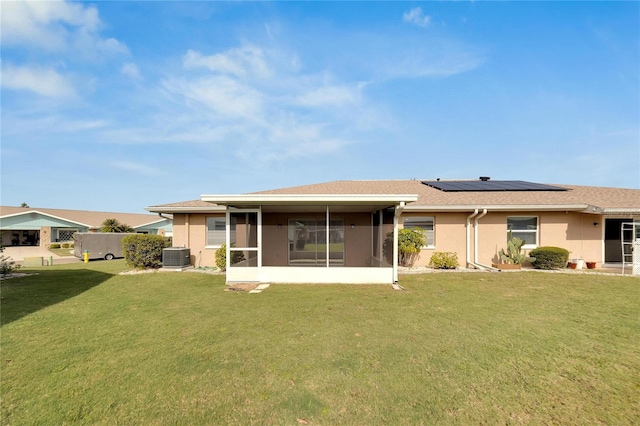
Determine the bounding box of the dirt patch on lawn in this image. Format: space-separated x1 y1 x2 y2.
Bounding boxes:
225 283 259 292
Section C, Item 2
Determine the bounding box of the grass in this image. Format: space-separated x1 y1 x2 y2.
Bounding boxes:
1 262 639 425
48 248 76 257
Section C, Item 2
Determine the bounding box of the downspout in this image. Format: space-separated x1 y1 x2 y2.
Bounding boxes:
157 213 172 221
473 209 500 271
393 202 405 283
466 209 479 268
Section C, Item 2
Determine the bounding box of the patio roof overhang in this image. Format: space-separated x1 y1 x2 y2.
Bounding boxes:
200 194 418 212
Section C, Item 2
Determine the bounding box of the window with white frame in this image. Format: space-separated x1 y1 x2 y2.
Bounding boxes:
507 216 538 248
206 217 226 247
403 216 435 247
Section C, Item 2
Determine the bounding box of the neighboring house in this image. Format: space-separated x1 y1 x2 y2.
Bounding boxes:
147 178 640 284
0 206 172 248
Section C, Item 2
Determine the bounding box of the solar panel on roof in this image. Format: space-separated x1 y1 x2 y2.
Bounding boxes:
422 180 568 192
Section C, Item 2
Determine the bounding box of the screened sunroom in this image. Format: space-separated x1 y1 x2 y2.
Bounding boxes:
199 194 418 284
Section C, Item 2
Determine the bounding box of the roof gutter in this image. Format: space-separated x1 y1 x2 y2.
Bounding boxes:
403 204 589 212
470 208 500 272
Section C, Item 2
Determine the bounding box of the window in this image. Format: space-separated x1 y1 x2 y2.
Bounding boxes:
57 229 77 242
507 216 538 248
403 216 435 247
206 217 226 247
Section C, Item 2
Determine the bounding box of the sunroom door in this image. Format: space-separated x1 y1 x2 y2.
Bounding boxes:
227 210 260 282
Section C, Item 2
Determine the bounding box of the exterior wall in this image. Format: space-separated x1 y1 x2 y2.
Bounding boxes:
539 212 603 265
401 212 469 267
174 209 608 271
476 211 603 267
399 211 605 268
171 213 225 267
262 213 291 266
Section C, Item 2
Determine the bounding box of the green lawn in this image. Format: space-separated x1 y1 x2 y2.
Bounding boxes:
1 262 638 425
48 247 76 257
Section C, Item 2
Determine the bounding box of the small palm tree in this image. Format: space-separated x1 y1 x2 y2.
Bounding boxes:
101 218 135 233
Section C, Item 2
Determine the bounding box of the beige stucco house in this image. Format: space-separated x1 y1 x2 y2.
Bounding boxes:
147 178 640 284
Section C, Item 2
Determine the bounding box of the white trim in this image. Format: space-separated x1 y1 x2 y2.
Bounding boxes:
201 194 418 205
403 215 435 248
326 206 330 268
146 206 226 213
249 266 394 284
404 204 590 212
507 215 539 249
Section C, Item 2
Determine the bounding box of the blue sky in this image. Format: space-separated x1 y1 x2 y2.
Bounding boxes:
2 1 638 213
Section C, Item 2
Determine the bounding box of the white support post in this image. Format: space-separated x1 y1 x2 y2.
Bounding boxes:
326 205 330 268
379 210 384 263
393 207 399 282
225 208 230 280
257 206 262 269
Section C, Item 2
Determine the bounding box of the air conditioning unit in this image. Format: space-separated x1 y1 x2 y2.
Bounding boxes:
163 247 190 268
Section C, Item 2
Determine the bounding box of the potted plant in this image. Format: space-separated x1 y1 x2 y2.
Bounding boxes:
492 233 536 270
586 261 596 269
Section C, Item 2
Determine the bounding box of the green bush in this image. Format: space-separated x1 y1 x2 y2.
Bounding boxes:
383 228 426 267
429 252 460 269
122 234 170 269
49 243 61 249
215 244 245 272
61 243 69 249
0 246 20 276
529 246 570 270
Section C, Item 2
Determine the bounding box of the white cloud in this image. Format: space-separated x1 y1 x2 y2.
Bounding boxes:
403 7 431 28
1 0 128 56
121 63 142 80
1 63 75 97
162 75 264 120
183 45 270 79
295 84 364 108
111 161 162 177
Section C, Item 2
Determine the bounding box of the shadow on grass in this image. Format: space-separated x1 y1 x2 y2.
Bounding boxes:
1 268 113 326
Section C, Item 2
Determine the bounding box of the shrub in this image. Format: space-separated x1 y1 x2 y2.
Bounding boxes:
429 252 460 269
0 246 20 276
215 244 245 272
383 228 426 267
529 246 570 270
122 234 170 269
49 243 61 249
61 243 69 249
